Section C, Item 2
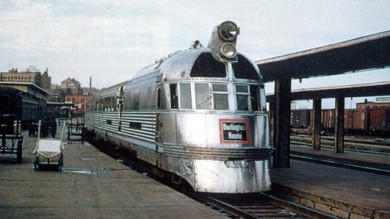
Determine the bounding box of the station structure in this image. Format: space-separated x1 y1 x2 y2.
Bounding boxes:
0 81 49 101
256 30 390 167
0 81 74 119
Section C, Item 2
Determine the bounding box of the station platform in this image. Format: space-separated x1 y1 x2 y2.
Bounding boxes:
270 144 390 219
0 131 227 218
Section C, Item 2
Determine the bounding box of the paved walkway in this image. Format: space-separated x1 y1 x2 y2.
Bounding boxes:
270 145 390 218
0 131 227 219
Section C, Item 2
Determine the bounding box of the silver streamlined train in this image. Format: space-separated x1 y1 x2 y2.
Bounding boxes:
84 21 272 193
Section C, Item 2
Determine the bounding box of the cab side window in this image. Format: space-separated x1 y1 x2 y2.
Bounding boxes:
170 84 178 109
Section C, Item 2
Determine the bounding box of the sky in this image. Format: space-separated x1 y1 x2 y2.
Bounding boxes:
1 0 389 107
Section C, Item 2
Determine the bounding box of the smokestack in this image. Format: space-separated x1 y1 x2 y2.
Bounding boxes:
89 77 92 95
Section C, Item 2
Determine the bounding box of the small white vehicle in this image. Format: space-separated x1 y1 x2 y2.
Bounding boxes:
33 120 65 171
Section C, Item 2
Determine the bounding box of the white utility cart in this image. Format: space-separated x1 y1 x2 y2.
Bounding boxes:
33 120 65 171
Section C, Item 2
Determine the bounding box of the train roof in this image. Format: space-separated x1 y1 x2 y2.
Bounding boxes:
93 47 263 97
133 47 262 82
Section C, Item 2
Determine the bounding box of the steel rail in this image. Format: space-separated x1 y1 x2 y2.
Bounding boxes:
291 153 390 176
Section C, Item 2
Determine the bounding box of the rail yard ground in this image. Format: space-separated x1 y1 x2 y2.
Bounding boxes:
1 125 390 219
0 128 226 219
270 144 390 219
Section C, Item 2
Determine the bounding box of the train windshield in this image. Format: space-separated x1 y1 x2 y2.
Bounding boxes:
171 82 264 112
190 53 226 77
235 85 260 111
232 54 259 80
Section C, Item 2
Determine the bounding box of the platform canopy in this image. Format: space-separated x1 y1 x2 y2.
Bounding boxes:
0 82 49 100
267 81 390 101
256 31 390 82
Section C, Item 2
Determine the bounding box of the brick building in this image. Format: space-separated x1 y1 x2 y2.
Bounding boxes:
65 94 91 115
60 77 82 95
0 68 51 93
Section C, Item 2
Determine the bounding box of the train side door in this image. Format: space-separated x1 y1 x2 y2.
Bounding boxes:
117 86 124 132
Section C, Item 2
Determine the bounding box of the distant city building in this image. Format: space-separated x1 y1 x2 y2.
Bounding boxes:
0 68 51 93
65 94 91 115
52 76 98 103
1 68 97 114
60 77 82 95
40 69 52 93
50 84 66 102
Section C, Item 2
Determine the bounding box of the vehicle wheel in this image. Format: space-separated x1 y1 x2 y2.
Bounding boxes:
33 157 39 170
34 162 40 171
59 154 64 171
16 142 22 164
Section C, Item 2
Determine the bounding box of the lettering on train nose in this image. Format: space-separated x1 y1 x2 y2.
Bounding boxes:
219 119 249 144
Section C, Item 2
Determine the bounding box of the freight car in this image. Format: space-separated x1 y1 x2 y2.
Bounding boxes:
0 86 49 134
0 87 43 132
344 107 390 135
84 21 272 193
0 87 42 162
290 109 310 128
291 108 390 136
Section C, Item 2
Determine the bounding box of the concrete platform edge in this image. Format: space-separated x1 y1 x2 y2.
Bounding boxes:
271 183 390 219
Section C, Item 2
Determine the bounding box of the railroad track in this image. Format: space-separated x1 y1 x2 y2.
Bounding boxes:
290 151 390 176
84 139 336 218
290 135 390 175
291 134 390 154
197 194 301 218
192 193 336 219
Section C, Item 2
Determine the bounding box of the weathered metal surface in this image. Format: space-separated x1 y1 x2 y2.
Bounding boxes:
84 21 272 193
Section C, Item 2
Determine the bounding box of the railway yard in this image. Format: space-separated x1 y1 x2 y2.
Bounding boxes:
1 18 390 219
0 125 389 219
0 127 225 219
0 7 389 219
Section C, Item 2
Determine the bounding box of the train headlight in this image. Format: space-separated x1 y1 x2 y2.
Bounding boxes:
208 21 240 60
220 43 236 58
218 21 239 41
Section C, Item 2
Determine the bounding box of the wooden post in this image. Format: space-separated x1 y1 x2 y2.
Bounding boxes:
268 99 275 148
335 97 345 153
273 79 291 168
312 98 322 150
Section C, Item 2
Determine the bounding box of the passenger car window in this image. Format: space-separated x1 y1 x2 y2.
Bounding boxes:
236 85 249 111
195 83 210 109
180 83 192 109
212 84 228 110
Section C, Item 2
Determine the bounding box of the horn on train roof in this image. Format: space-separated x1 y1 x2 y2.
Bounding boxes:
207 21 240 60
